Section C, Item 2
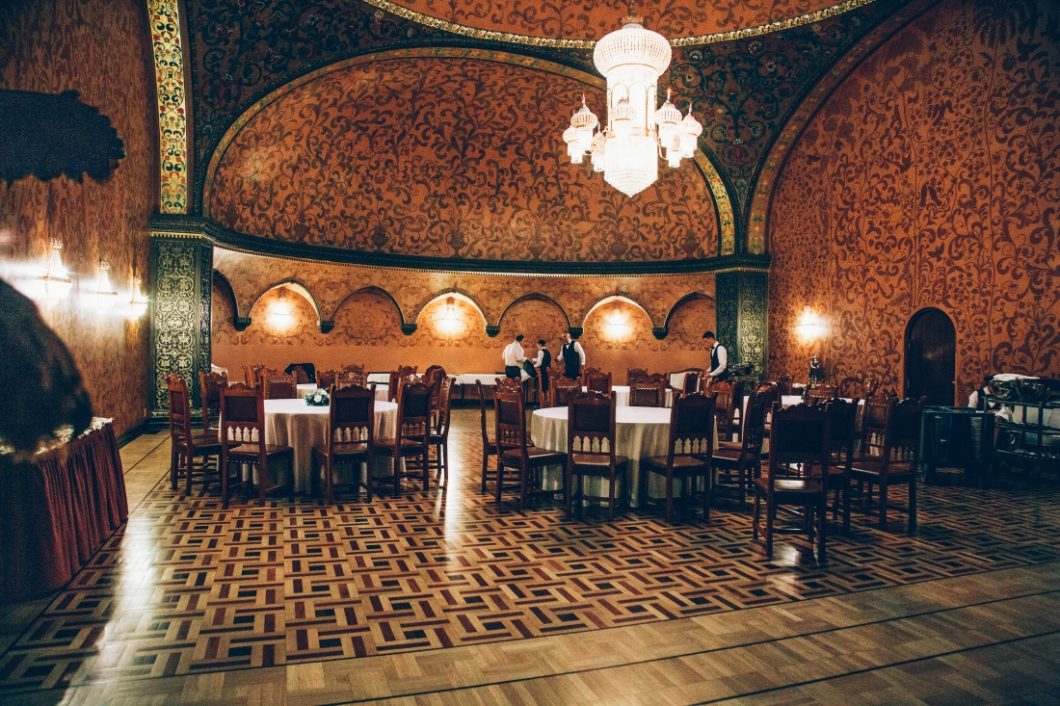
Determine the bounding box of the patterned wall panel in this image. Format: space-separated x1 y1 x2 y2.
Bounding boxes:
150 236 213 414
206 54 720 263
669 0 904 228
715 270 768 375
0 0 157 439
210 249 718 380
767 0 1060 400
147 0 190 213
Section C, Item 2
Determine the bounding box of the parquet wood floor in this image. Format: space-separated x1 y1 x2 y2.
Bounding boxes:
2 409 1059 704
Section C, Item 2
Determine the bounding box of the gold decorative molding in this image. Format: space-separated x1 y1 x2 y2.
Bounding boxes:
361 0 878 48
147 0 189 214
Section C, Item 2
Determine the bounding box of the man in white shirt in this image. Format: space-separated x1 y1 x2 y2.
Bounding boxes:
557 332 586 380
502 334 527 379
703 330 729 381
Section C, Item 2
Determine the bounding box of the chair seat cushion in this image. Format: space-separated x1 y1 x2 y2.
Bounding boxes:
716 440 742 450
642 455 708 473
501 446 565 466
374 438 427 455
712 447 752 464
754 476 822 495
178 432 222 453
850 458 915 478
570 453 628 470
225 443 291 458
313 442 369 458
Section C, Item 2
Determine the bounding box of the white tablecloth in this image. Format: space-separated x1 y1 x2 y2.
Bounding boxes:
455 371 530 384
297 383 388 401
263 398 397 493
367 373 390 384
530 406 716 507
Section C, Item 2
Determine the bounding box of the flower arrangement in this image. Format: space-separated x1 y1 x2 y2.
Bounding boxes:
305 388 329 406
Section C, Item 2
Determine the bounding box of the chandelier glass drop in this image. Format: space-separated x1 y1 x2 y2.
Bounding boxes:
562 14 702 198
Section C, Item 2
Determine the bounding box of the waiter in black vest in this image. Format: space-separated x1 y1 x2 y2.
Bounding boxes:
558 332 585 380
532 339 552 392
703 330 729 382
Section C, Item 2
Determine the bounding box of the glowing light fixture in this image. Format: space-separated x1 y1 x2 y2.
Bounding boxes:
268 287 295 332
435 296 465 337
88 259 120 311
603 309 632 341
125 276 149 320
795 307 828 343
29 238 74 302
562 9 702 197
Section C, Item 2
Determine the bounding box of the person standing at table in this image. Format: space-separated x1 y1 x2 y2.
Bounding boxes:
703 330 729 382
558 332 585 380
502 334 527 379
533 338 552 392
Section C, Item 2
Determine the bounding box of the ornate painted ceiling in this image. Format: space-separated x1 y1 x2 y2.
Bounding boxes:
205 54 720 262
363 0 874 44
180 0 919 260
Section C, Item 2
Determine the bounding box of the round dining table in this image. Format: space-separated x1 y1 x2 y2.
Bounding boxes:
263 398 397 493
530 405 717 507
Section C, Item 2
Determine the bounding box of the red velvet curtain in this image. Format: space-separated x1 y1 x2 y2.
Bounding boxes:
0 421 128 600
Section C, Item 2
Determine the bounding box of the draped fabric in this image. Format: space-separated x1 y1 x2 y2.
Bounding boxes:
0 420 128 600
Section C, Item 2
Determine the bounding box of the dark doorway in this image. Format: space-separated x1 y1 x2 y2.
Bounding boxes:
905 308 956 405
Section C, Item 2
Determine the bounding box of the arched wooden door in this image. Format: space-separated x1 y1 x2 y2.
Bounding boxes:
904 308 956 405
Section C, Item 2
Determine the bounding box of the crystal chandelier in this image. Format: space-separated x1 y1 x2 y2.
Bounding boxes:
562 13 702 198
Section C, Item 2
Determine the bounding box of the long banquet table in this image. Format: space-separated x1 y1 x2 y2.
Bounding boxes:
530 406 718 507
263 398 397 493
0 419 128 599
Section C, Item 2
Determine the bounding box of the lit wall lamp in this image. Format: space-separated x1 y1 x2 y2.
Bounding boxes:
125 275 148 320
27 238 74 302
434 296 465 337
603 309 632 341
268 287 295 332
795 307 828 343
88 259 120 311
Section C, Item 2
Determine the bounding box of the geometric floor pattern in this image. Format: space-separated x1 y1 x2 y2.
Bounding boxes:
2 410 1060 696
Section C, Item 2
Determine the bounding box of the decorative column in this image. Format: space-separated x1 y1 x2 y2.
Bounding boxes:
714 269 768 379
149 233 213 421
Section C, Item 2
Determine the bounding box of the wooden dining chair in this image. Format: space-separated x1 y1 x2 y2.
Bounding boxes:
681 369 703 396
822 396 858 533
629 380 667 407
711 389 767 504
566 391 627 520
311 383 375 503
428 376 454 486
627 368 649 385
316 370 338 389
476 380 499 493
582 368 612 395
386 366 418 402
373 381 431 496
711 379 744 442
167 374 222 497
642 392 716 521
752 402 831 563
805 383 838 406
494 385 565 510
198 370 228 433
548 369 580 406
849 395 922 532
243 363 266 387
219 383 293 506
263 372 297 399
338 369 365 386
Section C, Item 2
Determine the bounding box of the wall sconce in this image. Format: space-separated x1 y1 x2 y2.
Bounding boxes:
268 287 295 332
26 238 74 302
88 259 120 311
795 307 828 343
603 309 632 341
434 296 465 337
125 275 148 320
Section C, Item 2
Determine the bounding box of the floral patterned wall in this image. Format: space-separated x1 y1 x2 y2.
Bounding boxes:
767 0 1060 401
211 249 716 382
206 56 719 262
0 0 157 438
